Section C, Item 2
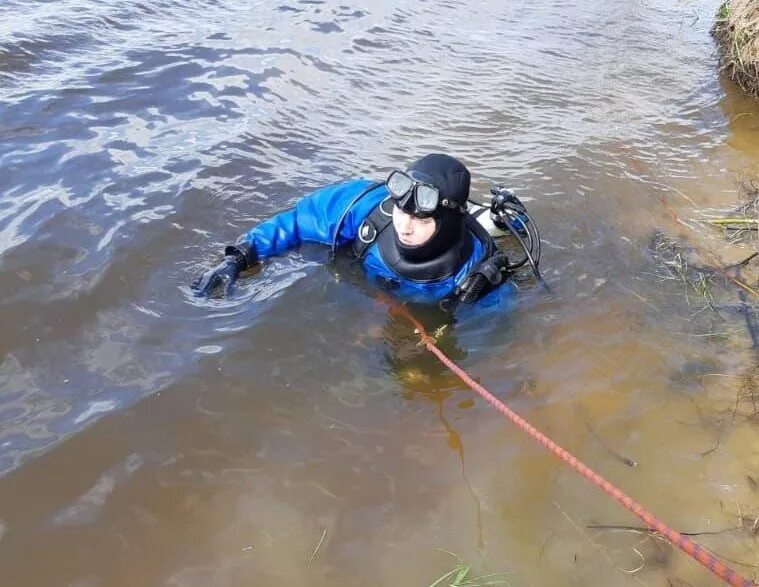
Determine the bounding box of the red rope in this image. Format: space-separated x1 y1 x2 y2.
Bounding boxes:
389 301 756 587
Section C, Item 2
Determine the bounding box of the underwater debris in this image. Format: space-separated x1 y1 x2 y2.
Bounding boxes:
698 182 759 345
429 550 515 587
702 181 759 247
648 231 720 309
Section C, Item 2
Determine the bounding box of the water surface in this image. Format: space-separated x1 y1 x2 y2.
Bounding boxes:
1 1 758 585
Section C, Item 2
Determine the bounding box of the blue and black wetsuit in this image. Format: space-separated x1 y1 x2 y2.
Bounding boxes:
241 178 517 306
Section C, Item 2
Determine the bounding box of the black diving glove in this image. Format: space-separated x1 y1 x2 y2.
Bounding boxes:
191 243 257 298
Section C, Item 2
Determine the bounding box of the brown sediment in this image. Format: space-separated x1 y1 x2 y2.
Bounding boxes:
713 0 759 98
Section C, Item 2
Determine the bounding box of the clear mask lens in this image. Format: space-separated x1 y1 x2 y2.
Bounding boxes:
387 171 413 198
415 184 439 212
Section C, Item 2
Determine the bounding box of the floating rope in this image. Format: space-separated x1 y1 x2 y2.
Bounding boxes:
388 299 756 587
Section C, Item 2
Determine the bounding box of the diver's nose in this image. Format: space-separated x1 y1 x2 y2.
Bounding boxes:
396 210 412 233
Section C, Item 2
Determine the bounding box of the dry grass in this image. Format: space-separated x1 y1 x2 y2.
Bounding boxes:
700 181 759 279
700 181 759 247
428 550 515 587
713 0 759 97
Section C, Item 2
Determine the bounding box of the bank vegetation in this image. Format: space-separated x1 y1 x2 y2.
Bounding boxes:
713 0 759 97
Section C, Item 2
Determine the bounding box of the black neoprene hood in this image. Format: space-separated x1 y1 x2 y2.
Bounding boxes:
406 153 471 210
394 153 472 264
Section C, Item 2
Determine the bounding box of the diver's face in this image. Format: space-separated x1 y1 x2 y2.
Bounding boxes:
392 205 436 246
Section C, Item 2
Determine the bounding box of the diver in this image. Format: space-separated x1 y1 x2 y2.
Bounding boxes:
191 153 543 307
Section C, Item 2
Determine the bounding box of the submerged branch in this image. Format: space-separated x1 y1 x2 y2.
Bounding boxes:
584 421 639 468
307 526 328 568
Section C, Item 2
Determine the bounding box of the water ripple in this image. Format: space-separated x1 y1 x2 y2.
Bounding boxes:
0 0 747 544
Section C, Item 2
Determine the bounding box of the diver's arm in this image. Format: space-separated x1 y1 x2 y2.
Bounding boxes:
241 179 381 259
191 179 382 297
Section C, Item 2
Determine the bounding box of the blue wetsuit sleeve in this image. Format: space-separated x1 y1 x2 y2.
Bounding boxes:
242 179 379 259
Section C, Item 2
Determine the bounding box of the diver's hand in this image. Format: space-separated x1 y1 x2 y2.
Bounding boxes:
191 243 257 298
191 256 241 297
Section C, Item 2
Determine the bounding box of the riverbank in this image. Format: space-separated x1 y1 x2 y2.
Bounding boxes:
713 0 759 97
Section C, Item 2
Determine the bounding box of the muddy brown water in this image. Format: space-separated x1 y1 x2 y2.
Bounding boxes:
1 1 758 585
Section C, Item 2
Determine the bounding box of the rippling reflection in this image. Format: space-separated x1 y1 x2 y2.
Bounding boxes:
0 0 758 585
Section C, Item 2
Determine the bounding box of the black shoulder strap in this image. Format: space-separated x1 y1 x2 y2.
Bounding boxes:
330 181 384 257
353 197 395 260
